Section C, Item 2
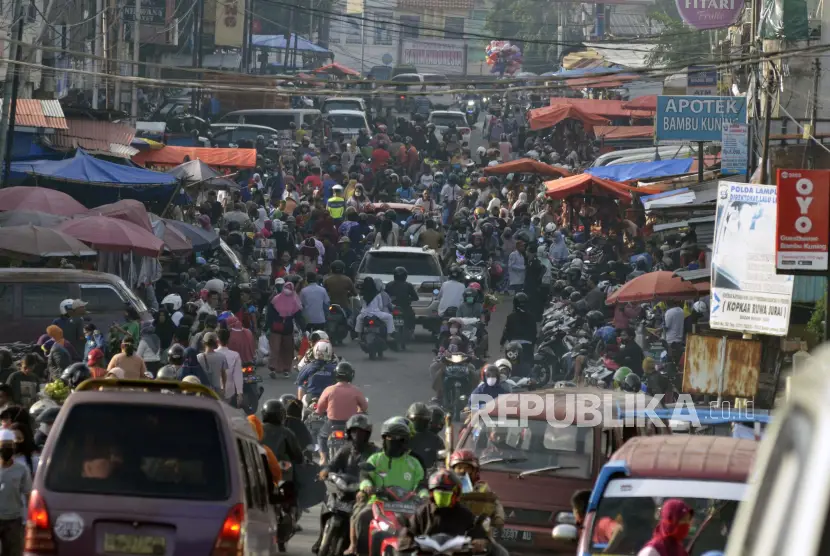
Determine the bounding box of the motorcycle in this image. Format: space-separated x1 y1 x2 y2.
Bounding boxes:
327 424 348 463
464 100 478 126
392 306 409 351
241 362 264 415
442 352 474 421
405 534 475 555
326 304 350 346
359 315 388 360
319 473 361 556
463 261 489 292
302 394 326 440
366 486 422 556
275 463 297 552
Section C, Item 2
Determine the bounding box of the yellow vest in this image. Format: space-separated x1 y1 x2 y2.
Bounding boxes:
327 196 345 219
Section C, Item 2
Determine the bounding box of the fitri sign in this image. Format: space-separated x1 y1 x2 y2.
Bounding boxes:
676 0 745 29
655 95 747 144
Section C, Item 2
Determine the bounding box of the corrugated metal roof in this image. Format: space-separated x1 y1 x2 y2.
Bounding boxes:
0 98 68 129
52 119 137 158
40 100 64 118
792 275 826 304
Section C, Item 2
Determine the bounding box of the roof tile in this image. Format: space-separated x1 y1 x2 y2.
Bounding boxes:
52 119 137 158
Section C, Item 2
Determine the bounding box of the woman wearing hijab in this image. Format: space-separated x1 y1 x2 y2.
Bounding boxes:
548 231 570 266
373 219 396 248
637 499 693 556
353 277 395 339
255 207 268 230
155 309 176 356
177 347 211 384
512 191 528 214
266 282 304 378
45 324 79 362
136 322 162 377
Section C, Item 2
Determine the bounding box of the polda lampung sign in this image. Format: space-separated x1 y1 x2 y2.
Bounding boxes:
656 96 747 144
676 0 745 29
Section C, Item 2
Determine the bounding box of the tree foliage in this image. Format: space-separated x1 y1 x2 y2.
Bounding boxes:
645 0 723 68
484 0 562 71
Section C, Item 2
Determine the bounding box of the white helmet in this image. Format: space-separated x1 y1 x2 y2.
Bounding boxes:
494 358 512 372
182 375 201 385
312 339 333 361
693 300 707 314
310 330 329 343
161 293 182 311
205 278 225 294
544 223 556 234
476 146 486 156
488 160 499 167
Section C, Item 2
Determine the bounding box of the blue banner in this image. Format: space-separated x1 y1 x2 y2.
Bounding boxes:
655 95 747 143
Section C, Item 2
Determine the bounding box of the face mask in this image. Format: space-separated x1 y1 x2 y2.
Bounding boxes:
0 447 14 461
383 438 407 458
465 296 475 304
449 327 459 335
432 490 454 508
486 377 497 387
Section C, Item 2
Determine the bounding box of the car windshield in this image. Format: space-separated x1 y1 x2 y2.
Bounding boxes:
360 252 440 276
462 419 593 479
590 479 744 555
46 404 229 501
325 101 362 112
329 114 366 129
431 114 466 127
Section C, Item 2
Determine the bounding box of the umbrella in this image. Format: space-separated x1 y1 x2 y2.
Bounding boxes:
223 211 251 226
0 225 97 258
57 216 164 257
0 210 67 227
164 218 220 251
167 159 239 190
0 186 86 216
313 62 360 77
606 271 700 305
84 199 153 233
150 215 192 256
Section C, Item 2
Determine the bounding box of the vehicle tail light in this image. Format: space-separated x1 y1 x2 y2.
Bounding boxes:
329 306 337 313
212 503 244 556
242 366 254 374
392 309 401 316
369 320 375 326
332 430 346 439
25 490 55 553
400 95 405 99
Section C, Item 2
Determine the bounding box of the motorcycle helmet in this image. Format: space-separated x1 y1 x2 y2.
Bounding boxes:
334 361 355 382
586 310 606 328
331 260 346 274
613 367 632 386
513 292 529 311
449 265 464 281
156 365 178 380
310 330 329 344
394 266 408 280
312 340 333 361
569 291 582 303
36 406 60 426
280 393 303 418
622 373 642 393
61 363 91 389
346 413 373 438
428 469 462 508
385 209 397 221
428 405 446 434
468 282 482 292
476 146 486 156
167 344 185 365
504 341 522 363
261 399 286 425
161 293 182 311
494 358 512 373
562 286 576 297
449 449 480 482
463 288 477 304
544 223 556 234
380 416 411 439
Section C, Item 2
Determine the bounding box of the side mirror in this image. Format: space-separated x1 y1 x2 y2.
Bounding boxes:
551 524 578 542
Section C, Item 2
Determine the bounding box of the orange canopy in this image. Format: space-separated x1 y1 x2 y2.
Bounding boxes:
593 126 654 140
313 62 360 76
622 95 657 111
132 146 257 169
605 271 700 304
544 173 664 201
483 158 572 178
528 104 610 132
549 98 653 119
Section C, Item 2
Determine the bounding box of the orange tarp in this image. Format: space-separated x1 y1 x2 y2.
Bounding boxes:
622 95 657 111
132 146 257 169
483 158 572 178
594 126 654 140
313 62 360 76
528 105 610 132
543 173 664 201
549 98 653 118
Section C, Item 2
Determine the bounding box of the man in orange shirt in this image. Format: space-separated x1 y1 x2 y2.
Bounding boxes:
315 362 367 464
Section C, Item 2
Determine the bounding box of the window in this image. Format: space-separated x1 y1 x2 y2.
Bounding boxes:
46 404 230 500
371 10 393 45
328 113 367 129
0 285 13 319
246 443 269 511
243 441 264 510
400 15 420 38
444 16 464 39
22 283 70 317
323 100 363 112
345 14 362 44
233 128 265 143
79 285 127 313
237 439 254 507
429 113 467 127
360 252 441 277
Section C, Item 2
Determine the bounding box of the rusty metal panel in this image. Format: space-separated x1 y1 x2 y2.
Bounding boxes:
682 334 762 396
723 339 761 397
682 335 722 394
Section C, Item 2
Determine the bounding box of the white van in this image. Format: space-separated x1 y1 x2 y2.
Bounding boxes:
383 73 451 111
218 109 321 131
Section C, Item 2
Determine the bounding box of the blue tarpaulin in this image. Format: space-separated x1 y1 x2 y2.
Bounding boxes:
585 158 694 181
252 34 331 53
10 149 176 186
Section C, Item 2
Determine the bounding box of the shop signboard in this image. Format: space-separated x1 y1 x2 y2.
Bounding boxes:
687 65 717 95
401 39 464 74
710 181 794 336
655 95 746 143
676 0 745 29
721 122 748 174
775 169 830 272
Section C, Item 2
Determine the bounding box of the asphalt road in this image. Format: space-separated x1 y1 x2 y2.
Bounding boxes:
260 289 511 555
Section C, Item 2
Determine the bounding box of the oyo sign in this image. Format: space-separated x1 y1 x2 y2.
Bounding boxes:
776 169 830 272
676 0 745 30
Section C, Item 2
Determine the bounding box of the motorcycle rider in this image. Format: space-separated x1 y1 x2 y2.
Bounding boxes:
437 266 466 318
312 413 379 554
470 364 508 409
397 469 489 554
279 393 315 454
500 293 537 376
465 231 491 267
406 402 445 472
448 450 505 531
428 405 446 436
296 340 338 400
354 277 395 342
347 417 426 555
157 344 185 378
315 362 368 465
384 267 419 337
297 330 333 373
261 399 304 512
457 288 487 356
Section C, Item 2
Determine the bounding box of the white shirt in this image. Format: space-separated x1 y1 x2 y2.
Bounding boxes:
440 184 463 203
664 306 686 344
438 280 466 315
313 238 325 265
217 346 243 399
171 311 184 327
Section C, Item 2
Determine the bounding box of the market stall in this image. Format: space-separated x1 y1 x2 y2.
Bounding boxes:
483 158 572 178
132 146 257 170
0 186 86 216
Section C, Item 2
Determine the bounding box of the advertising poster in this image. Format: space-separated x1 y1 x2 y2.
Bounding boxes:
775 169 830 272
710 181 794 336
656 96 747 143
676 0 745 29
687 65 718 96
215 0 243 47
721 123 748 174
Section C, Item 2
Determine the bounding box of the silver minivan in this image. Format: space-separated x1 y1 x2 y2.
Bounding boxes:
219 109 321 131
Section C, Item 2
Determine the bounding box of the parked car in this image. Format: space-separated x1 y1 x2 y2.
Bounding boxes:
0 269 151 344
321 97 367 114
428 111 472 145
219 108 321 131
554 435 757 556
208 123 280 147
325 110 371 139
381 73 451 111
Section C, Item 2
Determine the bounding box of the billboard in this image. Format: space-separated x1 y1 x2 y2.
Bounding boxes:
215 0 243 47
775 169 830 272
655 95 747 143
710 181 794 336
401 39 464 74
676 0 745 29
686 65 717 95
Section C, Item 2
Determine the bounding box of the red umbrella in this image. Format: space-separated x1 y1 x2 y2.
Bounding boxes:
58 215 164 257
606 271 699 305
0 186 86 216
83 199 152 233
313 62 360 76
483 158 572 178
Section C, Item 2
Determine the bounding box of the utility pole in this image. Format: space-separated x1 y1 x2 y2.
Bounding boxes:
808 57 820 169
242 0 250 72
760 69 773 184
114 3 123 112
130 0 141 119
0 0 23 184
93 0 104 108
191 0 201 112
3 0 26 181
283 13 294 69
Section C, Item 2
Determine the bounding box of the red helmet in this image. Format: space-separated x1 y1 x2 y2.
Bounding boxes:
428 469 462 493
489 261 504 281
449 449 479 471
468 282 482 291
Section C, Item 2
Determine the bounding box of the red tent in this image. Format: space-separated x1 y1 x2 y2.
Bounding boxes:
606 271 700 304
528 104 610 132
548 98 653 119
543 174 663 201
313 62 360 76
133 146 257 168
483 158 572 178
622 95 658 111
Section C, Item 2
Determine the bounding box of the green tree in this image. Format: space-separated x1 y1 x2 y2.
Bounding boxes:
645 0 724 68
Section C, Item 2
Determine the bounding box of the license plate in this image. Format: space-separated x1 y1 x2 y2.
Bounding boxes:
384 501 417 513
333 500 354 513
243 374 261 384
394 318 404 326
446 365 467 376
103 533 166 555
498 528 533 543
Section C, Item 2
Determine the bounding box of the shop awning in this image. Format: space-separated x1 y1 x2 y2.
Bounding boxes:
544 173 663 201
586 159 694 182
483 158 572 177
549 98 654 118
252 34 331 53
593 126 654 140
10 149 176 186
622 95 658 111
528 104 610 132
132 146 257 168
